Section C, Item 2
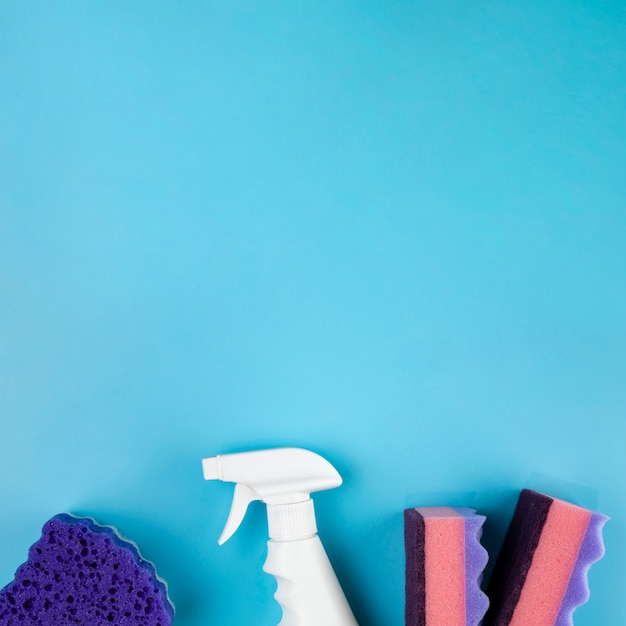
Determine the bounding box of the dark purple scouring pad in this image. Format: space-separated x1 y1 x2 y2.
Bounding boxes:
0 514 174 626
483 490 551 626
404 508 426 626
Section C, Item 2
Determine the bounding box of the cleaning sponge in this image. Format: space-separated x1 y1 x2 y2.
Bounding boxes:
484 489 608 626
405 507 489 626
0 513 174 626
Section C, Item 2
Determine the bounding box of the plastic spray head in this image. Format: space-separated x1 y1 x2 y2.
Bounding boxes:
202 447 342 545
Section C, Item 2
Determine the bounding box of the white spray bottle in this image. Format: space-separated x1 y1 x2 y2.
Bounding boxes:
202 447 359 626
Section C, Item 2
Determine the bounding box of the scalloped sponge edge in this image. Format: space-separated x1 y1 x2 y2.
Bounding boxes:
0 513 174 626
405 507 489 625
484 489 608 626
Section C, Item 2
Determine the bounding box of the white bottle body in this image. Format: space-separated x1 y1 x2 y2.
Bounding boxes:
263 535 359 626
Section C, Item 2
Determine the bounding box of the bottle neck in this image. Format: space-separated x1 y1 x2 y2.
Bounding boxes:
267 498 318 541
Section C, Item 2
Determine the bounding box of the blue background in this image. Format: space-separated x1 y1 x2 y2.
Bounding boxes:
1 2 625 624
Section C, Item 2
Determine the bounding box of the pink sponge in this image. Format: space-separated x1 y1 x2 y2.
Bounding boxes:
405 507 489 626
484 489 608 626
0 514 174 626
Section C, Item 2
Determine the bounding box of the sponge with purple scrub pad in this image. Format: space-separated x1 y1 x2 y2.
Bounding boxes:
0 513 174 626
483 489 608 626
404 507 489 626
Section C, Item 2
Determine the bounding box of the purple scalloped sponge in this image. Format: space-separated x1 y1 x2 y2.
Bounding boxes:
0 514 174 626
405 506 489 625
484 489 608 626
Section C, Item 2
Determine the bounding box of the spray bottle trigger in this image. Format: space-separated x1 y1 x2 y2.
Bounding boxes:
218 483 261 545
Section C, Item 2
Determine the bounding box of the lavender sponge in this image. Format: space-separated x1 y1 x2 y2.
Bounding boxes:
0 514 174 626
405 507 489 625
484 489 607 626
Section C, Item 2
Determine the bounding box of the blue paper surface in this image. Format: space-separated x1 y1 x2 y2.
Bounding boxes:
1 2 624 624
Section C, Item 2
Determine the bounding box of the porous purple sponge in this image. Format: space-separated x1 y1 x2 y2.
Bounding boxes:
0 514 174 626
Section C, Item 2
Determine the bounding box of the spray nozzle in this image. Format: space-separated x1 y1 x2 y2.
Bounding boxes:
202 447 342 543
